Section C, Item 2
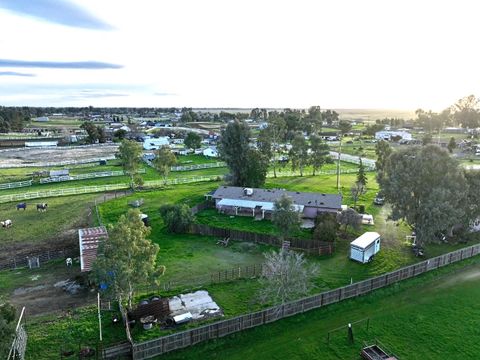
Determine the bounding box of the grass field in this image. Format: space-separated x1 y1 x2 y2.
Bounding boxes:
0 193 97 249
159 256 480 360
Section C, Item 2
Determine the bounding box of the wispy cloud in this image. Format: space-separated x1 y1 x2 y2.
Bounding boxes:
0 59 123 69
0 0 112 30
154 92 177 96
0 71 35 77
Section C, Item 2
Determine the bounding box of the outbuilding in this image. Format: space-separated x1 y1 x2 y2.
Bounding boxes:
350 232 381 263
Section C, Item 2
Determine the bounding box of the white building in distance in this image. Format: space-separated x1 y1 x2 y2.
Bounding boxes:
375 130 412 141
143 136 170 150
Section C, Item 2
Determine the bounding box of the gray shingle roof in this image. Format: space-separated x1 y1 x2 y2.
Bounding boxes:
212 186 342 210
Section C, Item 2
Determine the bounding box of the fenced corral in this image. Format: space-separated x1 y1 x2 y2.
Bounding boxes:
128 243 480 359
0 247 78 271
0 176 222 204
139 263 264 294
171 162 226 172
39 169 146 184
0 180 33 190
190 223 335 255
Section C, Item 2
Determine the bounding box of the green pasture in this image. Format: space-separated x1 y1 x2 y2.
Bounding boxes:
159 257 480 360
0 193 97 247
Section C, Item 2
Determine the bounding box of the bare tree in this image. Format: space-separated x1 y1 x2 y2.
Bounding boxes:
350 181 366 210
337 208 362 233
258 249 318 307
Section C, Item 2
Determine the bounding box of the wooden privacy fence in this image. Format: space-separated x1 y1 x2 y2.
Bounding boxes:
128 243 480 359
190 223 335 255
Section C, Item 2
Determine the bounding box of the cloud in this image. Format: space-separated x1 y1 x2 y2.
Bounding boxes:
0 0 112 30
0 71 35 77
0 59 123 69
154 92 177 96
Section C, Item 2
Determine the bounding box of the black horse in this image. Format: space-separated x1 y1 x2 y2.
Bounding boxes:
16 202 27 210
36 203 48 212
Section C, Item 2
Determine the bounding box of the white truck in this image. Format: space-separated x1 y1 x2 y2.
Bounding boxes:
350 232 381 263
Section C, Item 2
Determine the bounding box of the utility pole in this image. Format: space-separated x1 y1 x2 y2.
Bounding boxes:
336 135 342 191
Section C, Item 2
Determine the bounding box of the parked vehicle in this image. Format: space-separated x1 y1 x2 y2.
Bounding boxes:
374 193 385 205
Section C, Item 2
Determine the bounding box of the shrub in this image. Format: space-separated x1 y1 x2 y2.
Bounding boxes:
159 203 194 233
313 213 338 242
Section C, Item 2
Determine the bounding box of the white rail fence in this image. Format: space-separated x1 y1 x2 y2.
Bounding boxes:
0 180 33 190
170 162 226 172
0 155 117 169
39 169 146 184
329 151 376 169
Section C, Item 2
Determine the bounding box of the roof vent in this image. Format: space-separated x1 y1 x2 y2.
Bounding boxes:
243 188 254 196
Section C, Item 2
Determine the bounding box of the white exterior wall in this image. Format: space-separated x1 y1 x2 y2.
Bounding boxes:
375 131 412 141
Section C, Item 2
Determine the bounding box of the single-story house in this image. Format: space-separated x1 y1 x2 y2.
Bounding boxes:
143 136 170 150
208 186 342 220
203 147 219 158
375 130 412 141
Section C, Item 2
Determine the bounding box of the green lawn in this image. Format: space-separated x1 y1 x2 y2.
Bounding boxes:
159 256 480 360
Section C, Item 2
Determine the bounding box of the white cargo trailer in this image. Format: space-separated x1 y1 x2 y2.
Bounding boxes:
350 232 381 263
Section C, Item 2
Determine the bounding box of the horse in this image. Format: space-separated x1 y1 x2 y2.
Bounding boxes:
16 202 27 211
1 219 12 228
36 203 48 212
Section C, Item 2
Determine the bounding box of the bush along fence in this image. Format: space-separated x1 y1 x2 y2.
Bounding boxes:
126 243 480 359
190 223 335 256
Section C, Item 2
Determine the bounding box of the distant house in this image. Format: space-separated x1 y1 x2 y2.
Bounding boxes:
203 147 219 158
375 130 412 141
208 186 342 220
143 136 170 150
34 116 49 122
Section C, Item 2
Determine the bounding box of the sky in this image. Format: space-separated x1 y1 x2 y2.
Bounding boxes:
0 0 479 110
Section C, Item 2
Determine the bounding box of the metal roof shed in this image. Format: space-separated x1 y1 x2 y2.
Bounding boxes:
78 226 108 272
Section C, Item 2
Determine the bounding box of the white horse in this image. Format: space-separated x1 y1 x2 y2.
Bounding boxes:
1 219 12 228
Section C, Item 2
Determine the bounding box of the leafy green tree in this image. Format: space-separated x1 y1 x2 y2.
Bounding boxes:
272 194 302 241
289 132 309 176
336 208 362 233
309 134 330 176
117 139 143 189
465 171 480 230
338 120 352 135
351 181 366 210
357 158 368 186
313 213 338 242
184 132 202 149
153 146 177 184
305 105 323 134
375 140 392 184
80 121 106 143
422 133 433 145
258 249 318 306
91 209 165 308
0 303 16 359
363 123 385 137
258 114 286 178
379 145 469 245
447 137 456 153
452 95 480 128
244 149 269 187
114 129 127 141
159 204 194 233
219 120 251 185
322 109 339 126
